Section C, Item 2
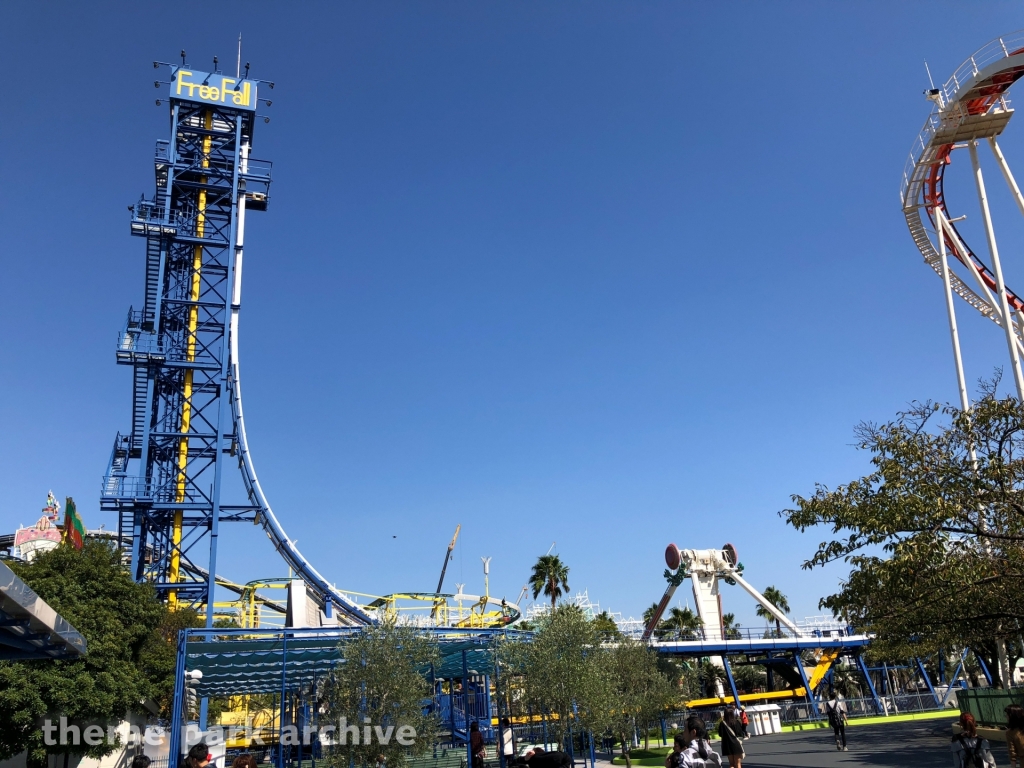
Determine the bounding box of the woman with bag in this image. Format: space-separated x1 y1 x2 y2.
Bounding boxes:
717 710 744 768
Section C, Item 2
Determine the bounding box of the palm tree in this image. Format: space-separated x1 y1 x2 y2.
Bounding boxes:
529 554 570 609
592 610 621 640
722 612 741 639
660 606 702 639
642 602 661 626
756 586 791 637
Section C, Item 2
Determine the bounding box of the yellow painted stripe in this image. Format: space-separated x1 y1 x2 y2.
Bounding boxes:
687 688 808 708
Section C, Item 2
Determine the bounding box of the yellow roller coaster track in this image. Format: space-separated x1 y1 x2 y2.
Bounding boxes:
686 648 839 708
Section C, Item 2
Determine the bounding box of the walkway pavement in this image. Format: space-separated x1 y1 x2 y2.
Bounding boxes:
590 718 1011 767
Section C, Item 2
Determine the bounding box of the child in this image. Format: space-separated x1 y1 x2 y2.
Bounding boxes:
951 713 996 768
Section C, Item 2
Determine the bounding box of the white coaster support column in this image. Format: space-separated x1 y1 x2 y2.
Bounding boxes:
934 208 972 413
969 139 1024 399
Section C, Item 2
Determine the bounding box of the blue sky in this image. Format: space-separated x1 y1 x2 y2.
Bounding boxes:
3 2 1024 631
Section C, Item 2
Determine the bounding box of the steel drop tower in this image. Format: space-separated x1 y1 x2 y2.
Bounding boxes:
101 56 370 625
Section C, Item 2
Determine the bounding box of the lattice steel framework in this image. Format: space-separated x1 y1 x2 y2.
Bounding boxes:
101 62 269 612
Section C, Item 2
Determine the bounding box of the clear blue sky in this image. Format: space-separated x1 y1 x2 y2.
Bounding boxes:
3 2 1024 631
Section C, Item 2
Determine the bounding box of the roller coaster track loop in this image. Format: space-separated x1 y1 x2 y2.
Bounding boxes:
903 32 1024 343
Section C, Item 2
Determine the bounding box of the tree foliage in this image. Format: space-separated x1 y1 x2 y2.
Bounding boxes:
604 639 676 768
729 662 766 692
502 606 611 744
138 606 203 717
658 607 701 640
755 586 790 637
529 555 570 609
321 619 440 768
499 607 676 757
783 392 1024 676
591 611 622 641
0 540 165 767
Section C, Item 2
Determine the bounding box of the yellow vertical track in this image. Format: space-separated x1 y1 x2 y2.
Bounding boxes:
169 110 213 609
806 647 840 691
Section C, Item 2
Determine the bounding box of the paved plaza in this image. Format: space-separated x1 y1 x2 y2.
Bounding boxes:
595 718 1011 768
737 719 1004 766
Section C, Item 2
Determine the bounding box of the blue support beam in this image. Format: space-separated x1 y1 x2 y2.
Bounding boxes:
463 650 473 768
279 632 289 768
975 650 994 686
940 650 969 708
722 656 742 707
915 657 941 708
793 650 820 719
168 627 189 768
855 652 884 715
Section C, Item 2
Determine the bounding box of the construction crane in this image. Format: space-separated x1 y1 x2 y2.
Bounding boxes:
430 525 460 618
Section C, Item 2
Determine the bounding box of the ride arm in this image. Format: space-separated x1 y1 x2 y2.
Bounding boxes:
435 524 461 595
729 570 803 636
642 568 686 640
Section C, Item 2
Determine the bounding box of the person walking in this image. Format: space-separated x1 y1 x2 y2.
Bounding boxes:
1007 704 1024 768
824 693 849 751
499 718 516 766
470 722 486 768
738 709 749 739
717 710 744 768
952 713 996 768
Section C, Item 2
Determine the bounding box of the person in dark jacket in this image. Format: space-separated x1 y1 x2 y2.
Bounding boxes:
470 722 486 768
525 747 571 768
716 711 744 768
184 743 210 768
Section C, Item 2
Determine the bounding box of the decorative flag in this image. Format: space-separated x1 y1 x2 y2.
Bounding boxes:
63 497 85 551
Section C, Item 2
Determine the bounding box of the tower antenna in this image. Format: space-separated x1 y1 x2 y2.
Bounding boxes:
237 34 242 78
924 59 936 90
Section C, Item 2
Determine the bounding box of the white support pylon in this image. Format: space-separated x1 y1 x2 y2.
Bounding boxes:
969 139 1024 400
934 207 972 413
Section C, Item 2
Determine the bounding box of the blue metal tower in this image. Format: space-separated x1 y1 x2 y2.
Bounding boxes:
102 56 370 624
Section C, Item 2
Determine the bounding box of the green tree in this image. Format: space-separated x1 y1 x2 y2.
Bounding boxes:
591 611 622 641
321 618 440 768
0 540 165 768
529 554 570 609
697 660 723 699
730 663 766 693
756 587 790 638
605 639 676 768
722 613 741 640
642 602 661 627
782 392 1024 684
138 606 203 717
828 665 862 698
513 605 611 744
659 607 701 640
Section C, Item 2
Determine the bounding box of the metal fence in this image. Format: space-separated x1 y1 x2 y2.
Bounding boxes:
956 688 1024 728
773 692 951 724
